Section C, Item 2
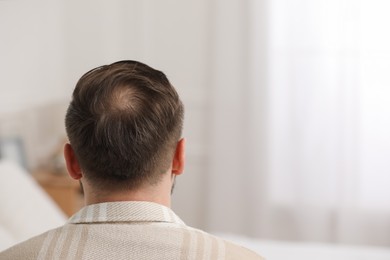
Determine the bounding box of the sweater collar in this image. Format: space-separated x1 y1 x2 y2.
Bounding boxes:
68 201 185 225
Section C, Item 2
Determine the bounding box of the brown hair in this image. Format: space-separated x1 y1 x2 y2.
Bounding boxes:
65 60 184 190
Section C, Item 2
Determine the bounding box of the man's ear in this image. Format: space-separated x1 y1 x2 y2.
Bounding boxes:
64 143 83 180
172 138 185 176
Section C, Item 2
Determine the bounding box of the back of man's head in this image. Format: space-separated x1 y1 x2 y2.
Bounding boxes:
65 60 184 191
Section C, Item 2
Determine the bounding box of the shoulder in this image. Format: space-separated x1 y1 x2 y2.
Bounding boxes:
0 227 61 259
182 226 264 260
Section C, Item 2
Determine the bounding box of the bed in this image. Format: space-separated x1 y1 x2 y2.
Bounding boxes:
219 233 390 260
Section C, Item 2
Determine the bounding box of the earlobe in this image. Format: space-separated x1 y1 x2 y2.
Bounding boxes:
172 138 185 175
64 143 83 180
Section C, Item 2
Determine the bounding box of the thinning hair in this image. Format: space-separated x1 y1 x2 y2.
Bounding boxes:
65 60 184 190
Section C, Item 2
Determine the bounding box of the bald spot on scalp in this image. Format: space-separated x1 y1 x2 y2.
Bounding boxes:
108 85 144 113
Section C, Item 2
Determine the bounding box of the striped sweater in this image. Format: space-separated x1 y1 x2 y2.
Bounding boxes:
0 201 263 260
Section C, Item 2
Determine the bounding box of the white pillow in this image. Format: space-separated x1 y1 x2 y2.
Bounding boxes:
0 160 67 247
0 225 15 251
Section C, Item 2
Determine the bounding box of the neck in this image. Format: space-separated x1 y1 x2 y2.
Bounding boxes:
85 187 171 208
81 175 174 208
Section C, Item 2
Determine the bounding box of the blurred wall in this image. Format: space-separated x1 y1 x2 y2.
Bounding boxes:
0 1 67 114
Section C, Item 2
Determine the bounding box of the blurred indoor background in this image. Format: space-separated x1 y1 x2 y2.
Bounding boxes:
1 0 389 249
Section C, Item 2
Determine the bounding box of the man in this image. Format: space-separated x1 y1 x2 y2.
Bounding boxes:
1 60 263 259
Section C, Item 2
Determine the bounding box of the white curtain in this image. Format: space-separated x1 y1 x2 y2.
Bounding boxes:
207 0 390 246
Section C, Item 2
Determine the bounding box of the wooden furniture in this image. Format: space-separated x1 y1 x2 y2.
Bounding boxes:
32 169 84 217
